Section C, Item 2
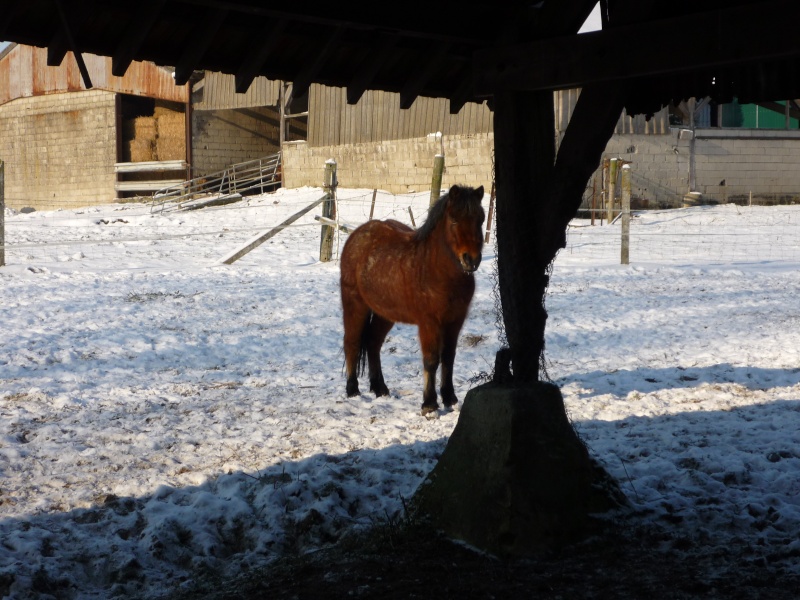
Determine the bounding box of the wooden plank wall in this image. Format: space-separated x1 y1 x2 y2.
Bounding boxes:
555 87 670 136
308 85 494 147
309 85 671 148
193 72 280 110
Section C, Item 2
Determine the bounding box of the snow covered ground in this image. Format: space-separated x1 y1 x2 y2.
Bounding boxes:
2 188 800 598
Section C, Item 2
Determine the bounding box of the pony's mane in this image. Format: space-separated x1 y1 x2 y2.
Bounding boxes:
413 185 484 242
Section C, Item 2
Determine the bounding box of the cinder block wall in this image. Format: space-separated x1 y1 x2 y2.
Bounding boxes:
282 133 494 194
603 129 800 206
0 89 116 210
192 107 281 177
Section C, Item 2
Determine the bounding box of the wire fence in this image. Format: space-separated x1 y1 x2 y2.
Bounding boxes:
5 187 800 271
0 189 444 269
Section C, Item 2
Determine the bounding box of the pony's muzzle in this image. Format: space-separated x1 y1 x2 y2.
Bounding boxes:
460 252 482 273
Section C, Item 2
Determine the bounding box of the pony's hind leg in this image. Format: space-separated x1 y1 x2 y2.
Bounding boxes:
342 295 370 397
365 314 394 396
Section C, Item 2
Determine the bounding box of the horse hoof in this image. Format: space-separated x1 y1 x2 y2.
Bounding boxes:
371 386 390 397
346 381 360 397
420 403 439 416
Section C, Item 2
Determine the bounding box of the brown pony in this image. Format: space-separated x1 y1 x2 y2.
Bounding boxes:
340 185 485 415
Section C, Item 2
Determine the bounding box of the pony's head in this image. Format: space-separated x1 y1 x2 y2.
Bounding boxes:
443 184 485 273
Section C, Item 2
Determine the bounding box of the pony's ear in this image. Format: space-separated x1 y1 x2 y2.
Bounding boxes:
447 185 461 202
475 185 484 199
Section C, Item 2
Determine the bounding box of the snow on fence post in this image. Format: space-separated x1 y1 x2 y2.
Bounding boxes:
319 159 338 262
0 159 5 267
621 164 631 265
606 157 618 223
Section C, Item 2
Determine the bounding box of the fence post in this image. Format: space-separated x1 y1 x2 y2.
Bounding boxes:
320 159 337 262
484 181 496 243
600 158 609 225
0 159 4 268
430 154 445 207
621 164 631 265
369 189 377 220
606 157 618 223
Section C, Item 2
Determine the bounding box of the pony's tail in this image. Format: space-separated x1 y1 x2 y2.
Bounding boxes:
356 311 372 377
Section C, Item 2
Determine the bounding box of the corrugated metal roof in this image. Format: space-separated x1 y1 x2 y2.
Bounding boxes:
0 44 188 107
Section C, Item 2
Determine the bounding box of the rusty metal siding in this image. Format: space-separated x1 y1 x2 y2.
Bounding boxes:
192 72 280 110
308 84 494 147
0 44 188 106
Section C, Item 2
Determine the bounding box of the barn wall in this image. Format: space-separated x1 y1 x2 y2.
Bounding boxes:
191 106 281 177
282 133 493 194
601 129 800 207
307 85 493 147
0 89 116 210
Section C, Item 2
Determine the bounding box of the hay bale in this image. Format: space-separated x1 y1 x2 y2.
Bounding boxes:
129 139 155 162
156 112 185 140
156 137 185 161
132 116 157 141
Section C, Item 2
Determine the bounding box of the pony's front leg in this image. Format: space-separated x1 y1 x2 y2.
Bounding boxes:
418 325 442 415
439 319 465 409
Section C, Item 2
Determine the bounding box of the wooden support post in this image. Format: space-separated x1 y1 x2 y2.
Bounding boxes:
591 174 597 226
369 189 377 220
606 158 618 223
430 154 445 207
621 164 631 265
0 159 4 267
600 158 609 225
319 159 338 262
484 181 496 243
408 207 416 228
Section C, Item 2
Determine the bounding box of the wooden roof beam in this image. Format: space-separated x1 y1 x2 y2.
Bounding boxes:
234 18 287 93
174 7 229 85
475 0 800 94
46 30 69 66
53 0 92 88
346 33 398 105
399 42 451 109
289 26 345 99
112 0 166 77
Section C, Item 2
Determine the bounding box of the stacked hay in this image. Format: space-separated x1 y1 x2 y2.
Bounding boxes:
123 117 157 162
121 107 185 163
155 109 186 161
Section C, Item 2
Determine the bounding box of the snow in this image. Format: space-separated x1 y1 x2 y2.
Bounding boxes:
2 188 800 597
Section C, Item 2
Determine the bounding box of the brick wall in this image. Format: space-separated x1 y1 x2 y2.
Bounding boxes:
191 107 281 177
603 129 800 206
0 89 116 210
282 133 494 194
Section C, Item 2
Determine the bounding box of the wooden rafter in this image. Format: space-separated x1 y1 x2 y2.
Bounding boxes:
112 0 167 77
346 33 399 105
174 7 229 85
400 42 451 109
290 26 345 99
475 0 800 94
234 18 287 94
